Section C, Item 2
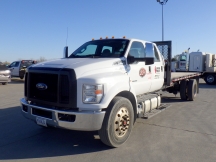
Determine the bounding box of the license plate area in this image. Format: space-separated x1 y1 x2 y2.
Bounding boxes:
32 108 52 119
36 117 47 127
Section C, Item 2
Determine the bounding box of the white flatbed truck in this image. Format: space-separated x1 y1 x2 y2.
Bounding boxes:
20 38 200 147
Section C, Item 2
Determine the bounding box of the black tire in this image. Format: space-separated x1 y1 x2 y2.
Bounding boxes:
180 80 188 100
2 82 7 85
204 74 216 85
98 97 134 147
188 79 197 101
20 76 24 79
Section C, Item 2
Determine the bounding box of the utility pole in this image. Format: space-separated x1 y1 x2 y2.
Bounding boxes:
156 0 168 41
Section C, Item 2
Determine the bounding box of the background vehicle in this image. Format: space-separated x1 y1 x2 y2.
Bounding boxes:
174 51 216 85
8 60 36 79
175 52 189 72
20 38 200 147
188 52 216 85
0 62 11 85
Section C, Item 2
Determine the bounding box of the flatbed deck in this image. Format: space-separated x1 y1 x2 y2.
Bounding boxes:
171 72 201 82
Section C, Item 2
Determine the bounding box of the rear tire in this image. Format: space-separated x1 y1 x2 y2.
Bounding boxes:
188 79 197 101
2 82 7 85
98 97 134 147
180 80 188 100
204 74 216 85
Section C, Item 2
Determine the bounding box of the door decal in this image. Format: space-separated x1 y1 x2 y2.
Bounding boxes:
139 68 146 77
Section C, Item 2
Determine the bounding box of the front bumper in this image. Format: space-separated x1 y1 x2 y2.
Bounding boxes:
20 98 105 131
0 74 11 82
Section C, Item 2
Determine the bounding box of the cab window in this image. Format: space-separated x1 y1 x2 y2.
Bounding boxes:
180 55 187 61
129 41 145 58
145 43 154 58
10 62 19 67
154 46 160 62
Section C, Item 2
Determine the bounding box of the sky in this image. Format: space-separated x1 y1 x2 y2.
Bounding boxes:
1 0 216 63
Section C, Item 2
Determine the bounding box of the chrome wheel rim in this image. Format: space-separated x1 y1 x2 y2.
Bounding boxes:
114 107 130 137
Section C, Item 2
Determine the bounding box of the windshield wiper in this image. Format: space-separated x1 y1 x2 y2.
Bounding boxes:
69 54 101 58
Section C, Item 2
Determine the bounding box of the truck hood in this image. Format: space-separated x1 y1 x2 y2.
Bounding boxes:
30 58 127 78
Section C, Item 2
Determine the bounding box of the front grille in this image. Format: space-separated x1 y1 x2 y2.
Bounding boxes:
25 67 77 109
29 73 58 102
60 75 69 104
24 73 28 96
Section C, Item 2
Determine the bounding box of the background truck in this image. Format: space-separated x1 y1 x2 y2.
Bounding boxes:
189 52 216 85
174 51 216 85
0 62 11 85
20 38 200 147
8 60 36 79
175 52 189 72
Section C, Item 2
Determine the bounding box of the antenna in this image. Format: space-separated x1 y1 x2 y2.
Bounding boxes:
66 27 68 46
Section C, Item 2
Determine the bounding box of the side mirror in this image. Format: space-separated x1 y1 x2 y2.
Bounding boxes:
145 57 154 65
127 55 135 64
63 46 68 58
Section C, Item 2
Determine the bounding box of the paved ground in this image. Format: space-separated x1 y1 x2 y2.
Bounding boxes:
0 79 216 162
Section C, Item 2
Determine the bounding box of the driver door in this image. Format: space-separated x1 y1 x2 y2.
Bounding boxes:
127 41 152 95
9 61 20 76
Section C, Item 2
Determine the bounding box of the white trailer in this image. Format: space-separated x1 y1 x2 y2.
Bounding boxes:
188 52 216 85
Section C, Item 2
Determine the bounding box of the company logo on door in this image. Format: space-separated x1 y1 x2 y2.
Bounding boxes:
139 68 146 77
155 66 160 73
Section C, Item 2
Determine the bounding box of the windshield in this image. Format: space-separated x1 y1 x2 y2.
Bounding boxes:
69 39 129 58
21 60 35 67
179 55 187 61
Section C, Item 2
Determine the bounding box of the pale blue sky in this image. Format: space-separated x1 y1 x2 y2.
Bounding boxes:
0 0 216 62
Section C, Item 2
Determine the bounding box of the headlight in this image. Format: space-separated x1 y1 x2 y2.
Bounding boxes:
83 84 103 103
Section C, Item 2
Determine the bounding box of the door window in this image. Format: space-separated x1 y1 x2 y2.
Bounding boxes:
9 62 19 67
129 41 145 58
145 43 154 58
153 46 160 62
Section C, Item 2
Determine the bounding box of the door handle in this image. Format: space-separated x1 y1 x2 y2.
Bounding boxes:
149 66 151 73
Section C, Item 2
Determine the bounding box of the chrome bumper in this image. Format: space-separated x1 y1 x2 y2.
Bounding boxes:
20 98 105 131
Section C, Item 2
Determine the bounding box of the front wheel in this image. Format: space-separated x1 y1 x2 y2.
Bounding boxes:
2 82 7 85
98 97 134 147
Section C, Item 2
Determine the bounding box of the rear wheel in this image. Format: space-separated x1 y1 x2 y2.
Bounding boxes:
188 79 197 101
180 80 188 100
204 74 216 85
2 82 7 85
98 97 134 147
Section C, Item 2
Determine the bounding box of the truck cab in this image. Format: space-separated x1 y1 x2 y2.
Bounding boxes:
20 38 169 147
176 52 188 72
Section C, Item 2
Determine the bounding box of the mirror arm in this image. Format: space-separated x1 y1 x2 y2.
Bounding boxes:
63 46 68 58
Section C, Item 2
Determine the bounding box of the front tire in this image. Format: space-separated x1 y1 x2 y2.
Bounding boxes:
2 82 7 85
98 97 134 147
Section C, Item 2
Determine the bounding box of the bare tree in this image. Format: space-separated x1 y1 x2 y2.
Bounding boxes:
36 57 47 63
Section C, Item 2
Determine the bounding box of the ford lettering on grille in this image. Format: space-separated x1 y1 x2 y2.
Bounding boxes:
36 83 48 90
